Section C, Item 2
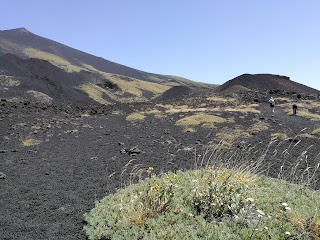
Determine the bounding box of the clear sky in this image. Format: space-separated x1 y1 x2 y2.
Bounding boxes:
1 0 320 90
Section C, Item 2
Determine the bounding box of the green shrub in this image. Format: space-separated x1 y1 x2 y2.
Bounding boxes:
84 164 320 239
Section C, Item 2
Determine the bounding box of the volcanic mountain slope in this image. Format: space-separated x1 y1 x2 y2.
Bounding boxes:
0 54 110 105
0 53 179 105
0 28 214 104
216 74 320 95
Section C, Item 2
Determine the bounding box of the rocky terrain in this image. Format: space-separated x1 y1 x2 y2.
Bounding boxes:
1 27 320 240
1 89 320 239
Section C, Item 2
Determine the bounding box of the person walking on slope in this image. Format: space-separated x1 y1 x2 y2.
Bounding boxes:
269 97 275 113
292 102 298 115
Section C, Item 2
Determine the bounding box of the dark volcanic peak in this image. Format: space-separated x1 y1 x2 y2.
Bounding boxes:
4 27 31 33
216 74 320 95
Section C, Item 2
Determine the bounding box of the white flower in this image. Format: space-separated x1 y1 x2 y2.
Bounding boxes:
264 227 269 230
257 209 265 216
246 197 254 203
285 206 291 211
281 202 288 207
285 231 291 236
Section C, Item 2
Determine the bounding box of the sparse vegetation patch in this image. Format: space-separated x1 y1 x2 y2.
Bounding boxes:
79 83 111 105
207 96 238 104
23 48 83 72
126 113 146 121
26 90 53 104
271 133 288 141
0 75 20 87
278 100 320 121
23 138 41 147
176 114 226 127
249 121 269 133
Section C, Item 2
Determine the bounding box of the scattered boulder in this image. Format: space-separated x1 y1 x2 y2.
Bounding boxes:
120 148 127 154
128 147 141 156
120 146 142 156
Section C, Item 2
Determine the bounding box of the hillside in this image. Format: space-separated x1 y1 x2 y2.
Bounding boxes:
0 28 215 105
216 74 320 95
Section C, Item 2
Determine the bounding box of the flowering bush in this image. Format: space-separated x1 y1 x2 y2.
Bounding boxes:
190 168 249 221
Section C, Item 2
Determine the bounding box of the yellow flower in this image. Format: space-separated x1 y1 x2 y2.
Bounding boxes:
148 167 154 171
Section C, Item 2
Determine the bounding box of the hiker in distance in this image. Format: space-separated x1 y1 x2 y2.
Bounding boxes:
292 102 298 115
269 97 275 113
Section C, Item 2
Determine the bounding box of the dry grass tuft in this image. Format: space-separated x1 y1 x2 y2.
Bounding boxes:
311 128 320 136
126 113 146 121
0 75 20 87
176 114 226 126
309 217 320 238
79 83 111 105
23 138 41 147
297 133 317 139
271 133 288 141
102 73 170 98
154 114 167 119
207 96 238 103
26 90 53 104
224 104 260 114
23 48 83 72
249 121 269 133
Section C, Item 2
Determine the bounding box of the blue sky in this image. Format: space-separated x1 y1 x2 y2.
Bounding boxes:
1 0 320 90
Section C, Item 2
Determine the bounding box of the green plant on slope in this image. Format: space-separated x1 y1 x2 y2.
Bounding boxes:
84 137 320 240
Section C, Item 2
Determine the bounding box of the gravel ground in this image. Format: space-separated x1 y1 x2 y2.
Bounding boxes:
0 99 319 239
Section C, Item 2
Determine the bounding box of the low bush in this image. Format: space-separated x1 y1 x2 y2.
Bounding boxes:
84 166 320 239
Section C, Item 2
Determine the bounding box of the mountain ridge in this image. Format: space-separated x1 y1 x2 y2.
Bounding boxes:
0 27 212 87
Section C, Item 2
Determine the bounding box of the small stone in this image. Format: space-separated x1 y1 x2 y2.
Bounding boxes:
0 172 6 179
3 136 10 141
128 147 141 155
120 148 127 154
